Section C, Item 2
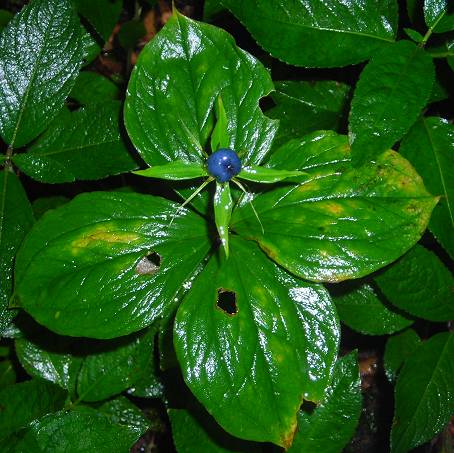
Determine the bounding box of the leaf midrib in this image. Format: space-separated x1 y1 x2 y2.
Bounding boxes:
9 4 57 149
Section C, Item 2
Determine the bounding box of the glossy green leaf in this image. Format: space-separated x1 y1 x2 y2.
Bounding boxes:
124 12 278 167
0 171 33 335
349 40 434 166
75 0 122 42
238 165 304 184
374 245 454 321
288 352 361 453
15 325 82 393
134 161 208 180
404 27 424 43
169 408 262 453
0 379 67 440
221 0 397 67
15 192 211 339
424 0 454 33
174 237 339 447
2 408 142 453
13 102 138 183
267 81 350 149
391 333 454 453
214 182 233 257
70 71 120 105
118 20 146 50
384 329 421 382
99 396 150 436
77 329 154 402
80 25 102 66
333 283 412 335
232 131 437 282
0 0 84 148
399 116 454 256
0 360 16 389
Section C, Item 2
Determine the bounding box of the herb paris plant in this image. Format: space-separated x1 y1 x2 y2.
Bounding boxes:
0 0 453 451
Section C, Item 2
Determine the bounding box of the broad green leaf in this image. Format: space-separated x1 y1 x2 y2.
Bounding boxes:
75 0 122 42
0 10 12 31
2 408 142 453
391 333 454 453
0 171 33 335
134 161 208 180
349 40 434 166
99 396 150 436
169 408 262 453
15 192 211 339
15 324 82 393
70 71 120 105
77 329 154 402
0 0 84 148
0 379 67 440
424 0 454 33
384 329 421 382
118 20 146 50
174 237 339 447
267 80 350 148
13 102 138 183
124 12 278 167
232 132 437 282
288 352 362 453
374 245 454 321
399 117 454 255
0 360 16 389
221 0 397 67
214 182 233 256
238 166 304 183
333 283 412 335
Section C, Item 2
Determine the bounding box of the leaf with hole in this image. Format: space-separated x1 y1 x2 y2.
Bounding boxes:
0 0 84 148
221 0 397 67
15 192 211 338
232 131 437 282
124 12 278 167
174 237 339 448
288 352 361 453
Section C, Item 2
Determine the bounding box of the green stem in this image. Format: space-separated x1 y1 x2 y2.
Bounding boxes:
420 12 447 47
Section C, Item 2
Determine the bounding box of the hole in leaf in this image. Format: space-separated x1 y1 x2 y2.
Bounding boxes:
135 252 161 275
216 288 237 315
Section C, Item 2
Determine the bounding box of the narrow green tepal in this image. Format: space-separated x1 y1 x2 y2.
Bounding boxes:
213 182 233 257
124 10 278 167
349 40 434 166
133 161 208 180
174 237 339 448
0 0 84 148
14 192 211 339
232 132 438 283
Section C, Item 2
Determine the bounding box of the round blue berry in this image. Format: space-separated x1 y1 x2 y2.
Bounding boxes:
207 148 242 183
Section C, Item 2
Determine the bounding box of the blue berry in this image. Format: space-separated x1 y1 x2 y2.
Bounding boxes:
207 149 242 183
